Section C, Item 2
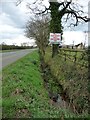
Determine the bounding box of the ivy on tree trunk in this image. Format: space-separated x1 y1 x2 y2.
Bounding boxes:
50 1 63 57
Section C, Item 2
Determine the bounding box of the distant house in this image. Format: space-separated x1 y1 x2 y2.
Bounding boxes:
75 42 84 49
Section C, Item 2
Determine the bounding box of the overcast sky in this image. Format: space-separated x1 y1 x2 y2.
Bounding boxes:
0 0 89 46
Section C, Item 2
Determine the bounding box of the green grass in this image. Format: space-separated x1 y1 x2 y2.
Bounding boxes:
2 50 76 118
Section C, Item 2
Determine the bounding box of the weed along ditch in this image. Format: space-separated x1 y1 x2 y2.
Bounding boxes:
44 46 89 116
2 50 89 118
40 54 78 114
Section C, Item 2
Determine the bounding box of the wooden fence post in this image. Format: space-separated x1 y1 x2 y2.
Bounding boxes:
74 51 77 62
65 51 66 61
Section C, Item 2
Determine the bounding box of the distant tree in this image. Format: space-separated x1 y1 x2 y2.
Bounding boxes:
1 42 6 45
13 43 17 46
21 42 29 47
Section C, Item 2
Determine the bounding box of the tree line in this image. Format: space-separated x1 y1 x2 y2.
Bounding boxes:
0 44 35 50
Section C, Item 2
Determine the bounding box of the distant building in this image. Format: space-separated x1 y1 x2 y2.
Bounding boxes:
61 42 84 49
75 42 84 49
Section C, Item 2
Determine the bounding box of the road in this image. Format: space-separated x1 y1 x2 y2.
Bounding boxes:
0 49 36 69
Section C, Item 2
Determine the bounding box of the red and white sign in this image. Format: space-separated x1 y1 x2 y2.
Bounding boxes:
49 33 61 44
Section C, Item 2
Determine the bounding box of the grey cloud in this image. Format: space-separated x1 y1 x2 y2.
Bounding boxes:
0 26 24 40
0 1 28 43
1 2 27 28
1 33 18 39
1 31 23 40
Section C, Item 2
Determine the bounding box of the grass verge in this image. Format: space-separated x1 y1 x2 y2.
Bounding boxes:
2 50 79 118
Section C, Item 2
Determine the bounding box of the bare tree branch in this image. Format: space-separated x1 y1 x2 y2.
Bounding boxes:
16 0 23 6
61 1 72 14
62 9 90 26
35 5 51 15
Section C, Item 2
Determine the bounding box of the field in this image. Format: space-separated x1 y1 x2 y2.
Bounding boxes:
2 50 76 118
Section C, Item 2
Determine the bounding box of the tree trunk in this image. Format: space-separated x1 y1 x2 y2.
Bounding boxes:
88 47 90 114
52 44 59 57
50 2 63 57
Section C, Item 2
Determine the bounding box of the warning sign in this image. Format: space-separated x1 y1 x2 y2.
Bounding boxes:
49 33 61 44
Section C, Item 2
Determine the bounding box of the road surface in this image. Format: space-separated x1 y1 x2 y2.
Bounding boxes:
0 49 36 69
